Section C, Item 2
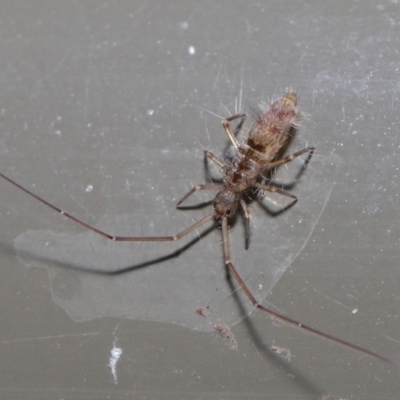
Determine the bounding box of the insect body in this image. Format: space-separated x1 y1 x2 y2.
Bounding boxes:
0 91 397 367
215 93 300 218
179 92 311 248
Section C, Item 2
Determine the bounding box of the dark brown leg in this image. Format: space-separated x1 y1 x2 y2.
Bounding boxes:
176 183 222 207
177 151 227 207
0 172 215 242
220 217 397 367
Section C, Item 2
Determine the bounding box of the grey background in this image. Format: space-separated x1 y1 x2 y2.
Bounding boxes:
0 1 400 399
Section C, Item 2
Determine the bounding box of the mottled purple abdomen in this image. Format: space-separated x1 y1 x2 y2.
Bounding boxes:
245 92 299 158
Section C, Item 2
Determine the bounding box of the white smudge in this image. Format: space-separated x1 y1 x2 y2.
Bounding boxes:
271 345 292 361
109 339 122 384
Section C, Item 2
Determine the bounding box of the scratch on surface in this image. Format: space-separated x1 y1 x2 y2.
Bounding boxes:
212 64 222 90
67 190 97 222
2 332 98 344
313 288 353 311
251 342 268 367
383 335 400 344
284 161 337 271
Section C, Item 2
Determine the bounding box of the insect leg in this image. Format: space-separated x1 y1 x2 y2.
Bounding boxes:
222 216 259 306
0 172 215 243
204 150 227 169
254 183 297 200
222 113 246 149
220 217 398 367
177 151 227 207
176 183 222 207
264 146 314 169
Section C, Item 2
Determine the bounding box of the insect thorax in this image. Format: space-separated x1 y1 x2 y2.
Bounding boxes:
213 189 239 218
